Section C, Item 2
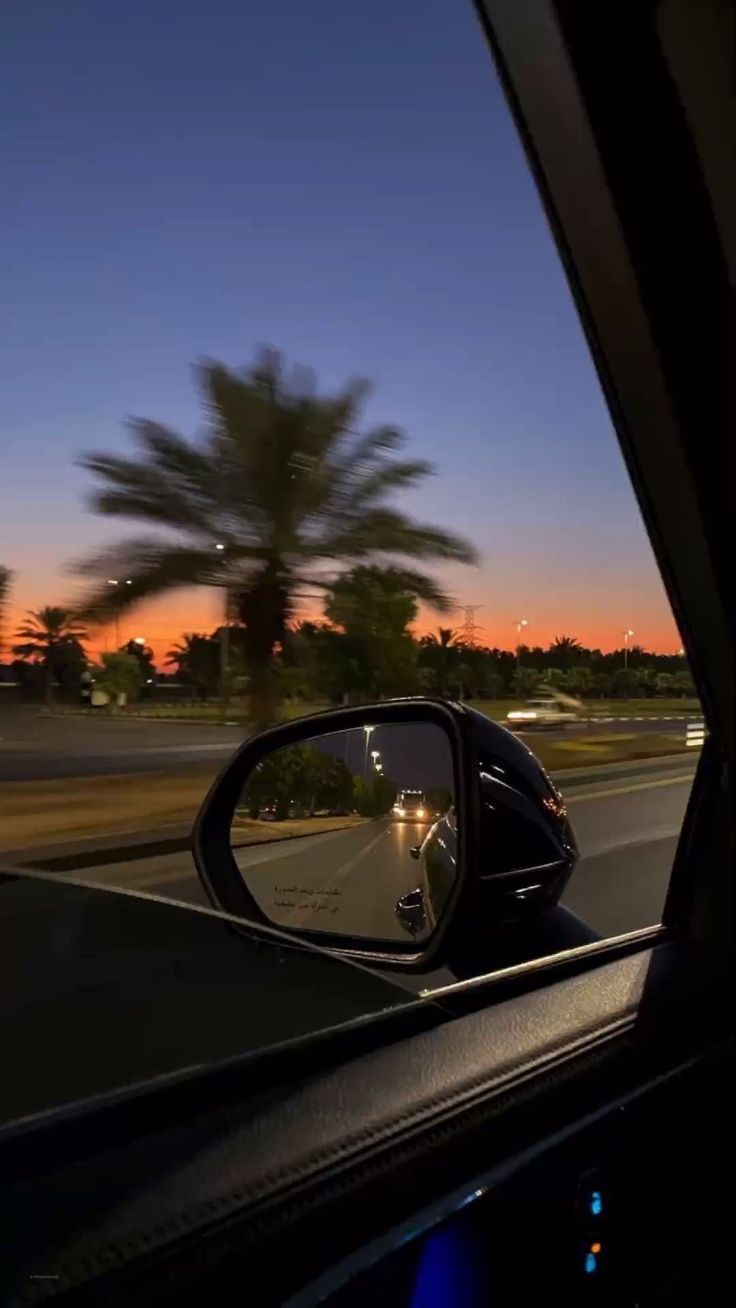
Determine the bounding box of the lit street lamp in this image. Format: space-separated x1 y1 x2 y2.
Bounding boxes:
363 725 375 776
623 629 634 670
107 577 132 646
214 544 231 714
515 618 528 669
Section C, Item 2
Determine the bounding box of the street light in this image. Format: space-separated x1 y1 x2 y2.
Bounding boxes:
214 545 231 714
623 629 634 670
515 618 528 669
363 725 375 776
107 578 132 646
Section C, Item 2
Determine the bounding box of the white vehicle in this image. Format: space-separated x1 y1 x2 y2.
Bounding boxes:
507 698 579 728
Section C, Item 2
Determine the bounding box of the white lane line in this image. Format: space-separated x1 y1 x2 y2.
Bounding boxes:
269 825 390 929
566 775 692 804
234 825 360 873
332 826 391 881
579 824 683 860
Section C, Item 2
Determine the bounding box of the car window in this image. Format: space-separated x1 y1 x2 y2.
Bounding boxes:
0 0 703 1111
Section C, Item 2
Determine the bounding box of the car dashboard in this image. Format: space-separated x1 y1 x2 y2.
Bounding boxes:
304 1053 730 1307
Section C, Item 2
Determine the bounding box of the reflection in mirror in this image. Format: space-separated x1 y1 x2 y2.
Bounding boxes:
229 722 457 943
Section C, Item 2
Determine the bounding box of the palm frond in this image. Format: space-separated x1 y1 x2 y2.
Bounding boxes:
315 509 480 565
73 541 229 620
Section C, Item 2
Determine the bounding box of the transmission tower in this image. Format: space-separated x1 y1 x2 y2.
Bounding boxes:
460 605 482 648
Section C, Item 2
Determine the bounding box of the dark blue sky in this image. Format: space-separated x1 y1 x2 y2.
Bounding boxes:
0 0 678 656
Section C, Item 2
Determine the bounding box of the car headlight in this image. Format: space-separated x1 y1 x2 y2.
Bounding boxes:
416 808 425 818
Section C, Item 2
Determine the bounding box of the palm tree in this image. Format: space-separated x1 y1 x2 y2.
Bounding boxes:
73 349 478 725
12 606 89 703
419 627 457 648
417 626 459 695
548 634 582 670
165 632 220 702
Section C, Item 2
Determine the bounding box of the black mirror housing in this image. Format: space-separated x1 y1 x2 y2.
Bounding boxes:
193 699 578 971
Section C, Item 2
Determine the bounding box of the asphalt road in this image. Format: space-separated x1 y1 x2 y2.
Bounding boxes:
0 706 244 780
0 705 702 781
234 817 433 943
49 758 694 954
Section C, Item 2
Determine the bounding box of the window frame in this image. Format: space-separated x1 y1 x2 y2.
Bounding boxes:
474 0 734 975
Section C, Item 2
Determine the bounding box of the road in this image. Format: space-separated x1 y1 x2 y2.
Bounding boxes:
46 757 695 949
0 705 702 781
0 706 243 780
234 818 430 943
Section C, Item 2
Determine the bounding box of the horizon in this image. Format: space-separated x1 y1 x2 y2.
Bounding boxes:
1 0 682 663
1 592 681 675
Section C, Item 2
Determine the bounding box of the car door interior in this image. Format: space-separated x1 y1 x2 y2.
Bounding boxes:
1 941 732 1304
2 1 733 1304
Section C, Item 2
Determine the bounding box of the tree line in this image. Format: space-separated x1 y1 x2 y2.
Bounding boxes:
236 742 398 821
0 347 696 716
1 579 694 708
168 600 694 706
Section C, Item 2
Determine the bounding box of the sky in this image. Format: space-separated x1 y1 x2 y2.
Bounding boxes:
0 0 681 666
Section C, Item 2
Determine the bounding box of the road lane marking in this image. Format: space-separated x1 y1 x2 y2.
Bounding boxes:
579 827 681 860
332 825 391 881
566 775 693 803
267 824 391 929
234 825 360 872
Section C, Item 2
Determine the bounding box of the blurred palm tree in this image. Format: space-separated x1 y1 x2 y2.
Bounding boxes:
73 349 478 725
165 632 220 702
12 606 89 703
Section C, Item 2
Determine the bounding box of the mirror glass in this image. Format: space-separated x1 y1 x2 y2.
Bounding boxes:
229 721 457 943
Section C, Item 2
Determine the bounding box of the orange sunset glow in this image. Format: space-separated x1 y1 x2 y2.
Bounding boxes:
4 568 682 671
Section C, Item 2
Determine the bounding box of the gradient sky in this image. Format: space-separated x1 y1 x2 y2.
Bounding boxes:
1 0 681 666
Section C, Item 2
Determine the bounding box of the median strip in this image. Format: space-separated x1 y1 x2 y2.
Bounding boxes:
1 731 698 874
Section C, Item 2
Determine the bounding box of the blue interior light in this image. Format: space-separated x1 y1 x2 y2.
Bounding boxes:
584 1252 598 1275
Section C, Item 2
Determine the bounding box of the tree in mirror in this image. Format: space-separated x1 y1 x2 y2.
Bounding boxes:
229 722 456 943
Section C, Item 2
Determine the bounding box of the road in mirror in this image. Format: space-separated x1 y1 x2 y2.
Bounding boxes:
230 722 456 943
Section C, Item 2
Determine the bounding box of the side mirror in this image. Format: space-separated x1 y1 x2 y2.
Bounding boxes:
395 887 428 937
193 699 578 970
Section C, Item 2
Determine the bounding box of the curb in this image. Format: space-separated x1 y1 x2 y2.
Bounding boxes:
6 819 366 875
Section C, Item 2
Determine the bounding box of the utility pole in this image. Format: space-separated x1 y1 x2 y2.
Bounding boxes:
456 606 482 702
460 605 481 649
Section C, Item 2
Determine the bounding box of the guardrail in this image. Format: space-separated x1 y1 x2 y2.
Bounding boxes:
686 721 706 748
